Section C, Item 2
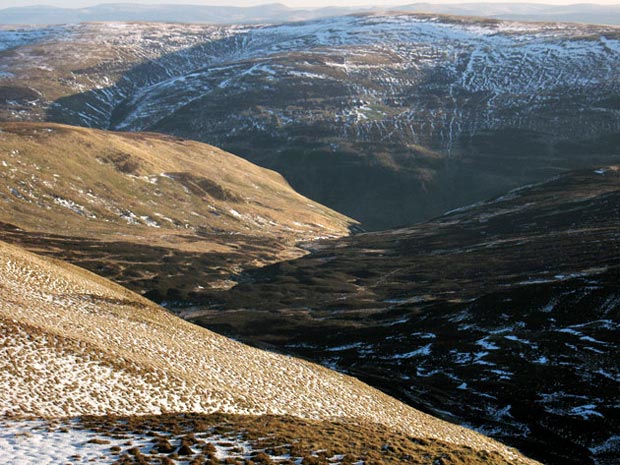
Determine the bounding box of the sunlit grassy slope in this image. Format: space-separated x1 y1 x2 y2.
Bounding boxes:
0 122 356 298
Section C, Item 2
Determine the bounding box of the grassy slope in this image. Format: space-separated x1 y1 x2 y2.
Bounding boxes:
0 239 538 465
0 122 355 298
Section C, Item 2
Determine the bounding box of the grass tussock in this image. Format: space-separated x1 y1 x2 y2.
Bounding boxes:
74 413 519 465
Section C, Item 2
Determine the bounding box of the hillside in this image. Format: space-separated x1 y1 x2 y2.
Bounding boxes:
0 13 617 465
191 168 620 465
1 15 619 228
0 122 355 299
0 239 538 465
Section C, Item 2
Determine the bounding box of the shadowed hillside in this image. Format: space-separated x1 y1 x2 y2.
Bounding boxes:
191 168 620 465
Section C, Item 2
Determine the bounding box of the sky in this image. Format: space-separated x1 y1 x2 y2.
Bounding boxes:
2 0 620 8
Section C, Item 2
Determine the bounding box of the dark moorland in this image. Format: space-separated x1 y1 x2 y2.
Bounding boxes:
191 168 620 465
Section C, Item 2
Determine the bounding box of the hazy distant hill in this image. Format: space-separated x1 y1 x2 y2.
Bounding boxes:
401 3 620 26
0 2 360 25
2 2 620 26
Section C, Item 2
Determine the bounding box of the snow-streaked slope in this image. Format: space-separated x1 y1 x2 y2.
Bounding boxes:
37 16 620 142
3 15 619 143
0 413 533 465
0 240 538 464
0 418 287 465
0 22 255 122
3 14 617 228
0 25 64 52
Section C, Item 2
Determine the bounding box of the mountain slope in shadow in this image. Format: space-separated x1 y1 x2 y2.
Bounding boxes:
191 167 620 465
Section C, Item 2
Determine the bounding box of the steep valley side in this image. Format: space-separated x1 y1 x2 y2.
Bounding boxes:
0 239 540 465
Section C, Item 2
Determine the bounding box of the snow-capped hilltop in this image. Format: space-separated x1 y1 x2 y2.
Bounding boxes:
1 13 618 229
0 239 539 465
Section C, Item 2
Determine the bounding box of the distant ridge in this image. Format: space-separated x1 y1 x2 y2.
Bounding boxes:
0 2 363 25
2 2 620 26
400 2 620 26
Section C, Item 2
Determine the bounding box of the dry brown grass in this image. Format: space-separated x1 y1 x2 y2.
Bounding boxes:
0 122 356 296
76 413 523 465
